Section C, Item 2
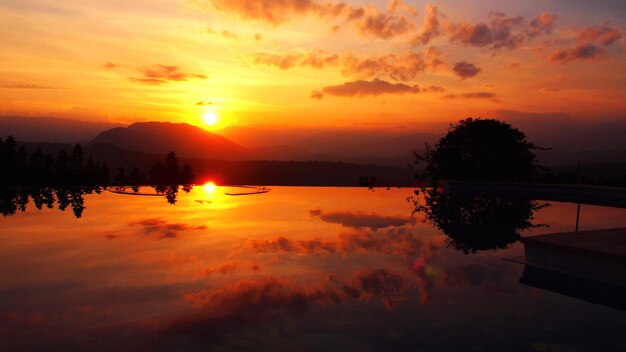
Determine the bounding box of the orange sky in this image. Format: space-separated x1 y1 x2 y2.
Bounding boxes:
0 0 624 130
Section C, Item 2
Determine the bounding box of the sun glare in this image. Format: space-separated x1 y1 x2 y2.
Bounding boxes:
203 111 219 126
203 181 217 194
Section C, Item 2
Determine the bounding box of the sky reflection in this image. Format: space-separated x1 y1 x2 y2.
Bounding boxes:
1 187 626 351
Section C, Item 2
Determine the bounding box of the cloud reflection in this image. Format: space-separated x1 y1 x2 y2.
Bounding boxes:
129 218 207 239
309 209 416 229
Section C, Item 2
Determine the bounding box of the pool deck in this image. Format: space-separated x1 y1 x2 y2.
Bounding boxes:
439 181 626 208
522 228 626 286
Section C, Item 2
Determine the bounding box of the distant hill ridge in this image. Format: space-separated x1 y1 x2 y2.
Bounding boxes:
90 122 250 160
0 116 123 143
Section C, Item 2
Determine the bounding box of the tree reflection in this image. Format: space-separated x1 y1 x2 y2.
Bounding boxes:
152 184 194 205
0 183 197 218
0 187 105 218
412 188 547 254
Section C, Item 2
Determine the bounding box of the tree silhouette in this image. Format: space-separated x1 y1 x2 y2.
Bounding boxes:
147 151 196 204
0 135 197 211
113 167 128 186
415 118 546 184
411 118 549 253
0 136 126 188
0 187 99 218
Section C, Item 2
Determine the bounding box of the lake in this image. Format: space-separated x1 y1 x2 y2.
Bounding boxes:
1 186 626 351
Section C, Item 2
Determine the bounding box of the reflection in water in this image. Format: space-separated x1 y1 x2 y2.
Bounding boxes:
1 187 626 351
0 186 104 218
153 184 193 205
1 184 195 218
412 188 548 254
110 184 194 205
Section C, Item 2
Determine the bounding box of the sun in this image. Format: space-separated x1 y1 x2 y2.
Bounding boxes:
203 181 217 194
203 111 219 126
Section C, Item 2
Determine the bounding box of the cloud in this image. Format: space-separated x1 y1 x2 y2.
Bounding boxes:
422 46 446 71
341 51 428 81
526 12 556 38
310 209 416 229
412 4 441 45
201 263 239 276
315 79 420 98
249 227 442 258
254 49 444 82
346 7 365 21
130 65 207 85
207 28 239 40
443 92 496 99
546 25 620 64
422 85 445 93
355 12 414 39
252 51 339 70
436 12 556 50
310 91 324 100
547 43 603 63
387 0 417 16
577 26 622 46
448 12 526 50
199 0 417 40
0 82 60 89
199 0 318 25
452 61 481 79
337 228 442 258
250 236 337 256
128 218 206 239
102 62 118 69
343 269 409 308
182 268 413 321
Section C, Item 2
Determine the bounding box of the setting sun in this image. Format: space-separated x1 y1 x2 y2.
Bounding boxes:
203 181 217 194
203 111 219 126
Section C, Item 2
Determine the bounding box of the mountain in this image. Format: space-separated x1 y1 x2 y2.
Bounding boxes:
0 116 124 143
221 126 439 158
90 122 250 160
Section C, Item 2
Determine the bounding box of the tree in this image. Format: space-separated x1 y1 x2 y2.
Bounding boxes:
411 118 550 254
180 164 195 184
415 118 545 184
412 193 547 254
164 151 180 184
113 167 127 185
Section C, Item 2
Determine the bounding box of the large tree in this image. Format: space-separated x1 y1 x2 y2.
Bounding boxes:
415 118 545 183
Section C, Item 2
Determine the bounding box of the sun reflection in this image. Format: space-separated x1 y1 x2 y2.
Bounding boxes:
203 181 217 194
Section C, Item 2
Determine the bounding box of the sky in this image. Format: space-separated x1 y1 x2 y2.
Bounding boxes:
0 0 624 131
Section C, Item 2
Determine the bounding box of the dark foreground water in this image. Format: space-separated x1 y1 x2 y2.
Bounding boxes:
1 186 626 351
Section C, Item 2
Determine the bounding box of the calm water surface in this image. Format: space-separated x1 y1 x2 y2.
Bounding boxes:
1 186 626 351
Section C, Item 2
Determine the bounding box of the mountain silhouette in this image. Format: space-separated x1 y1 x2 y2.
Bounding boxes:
90 122 250 160
0 116 123 143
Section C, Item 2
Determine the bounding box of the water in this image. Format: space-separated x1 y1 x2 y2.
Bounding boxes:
1 186 625 351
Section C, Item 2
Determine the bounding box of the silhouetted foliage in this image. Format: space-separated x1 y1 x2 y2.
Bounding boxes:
147 151 195 204
0 186 104 218
0 136 109 187
358 175 377 188
414 118 546 184
0 136 197 212
409 120 550 252
113 167 128 186
412 189 547 254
